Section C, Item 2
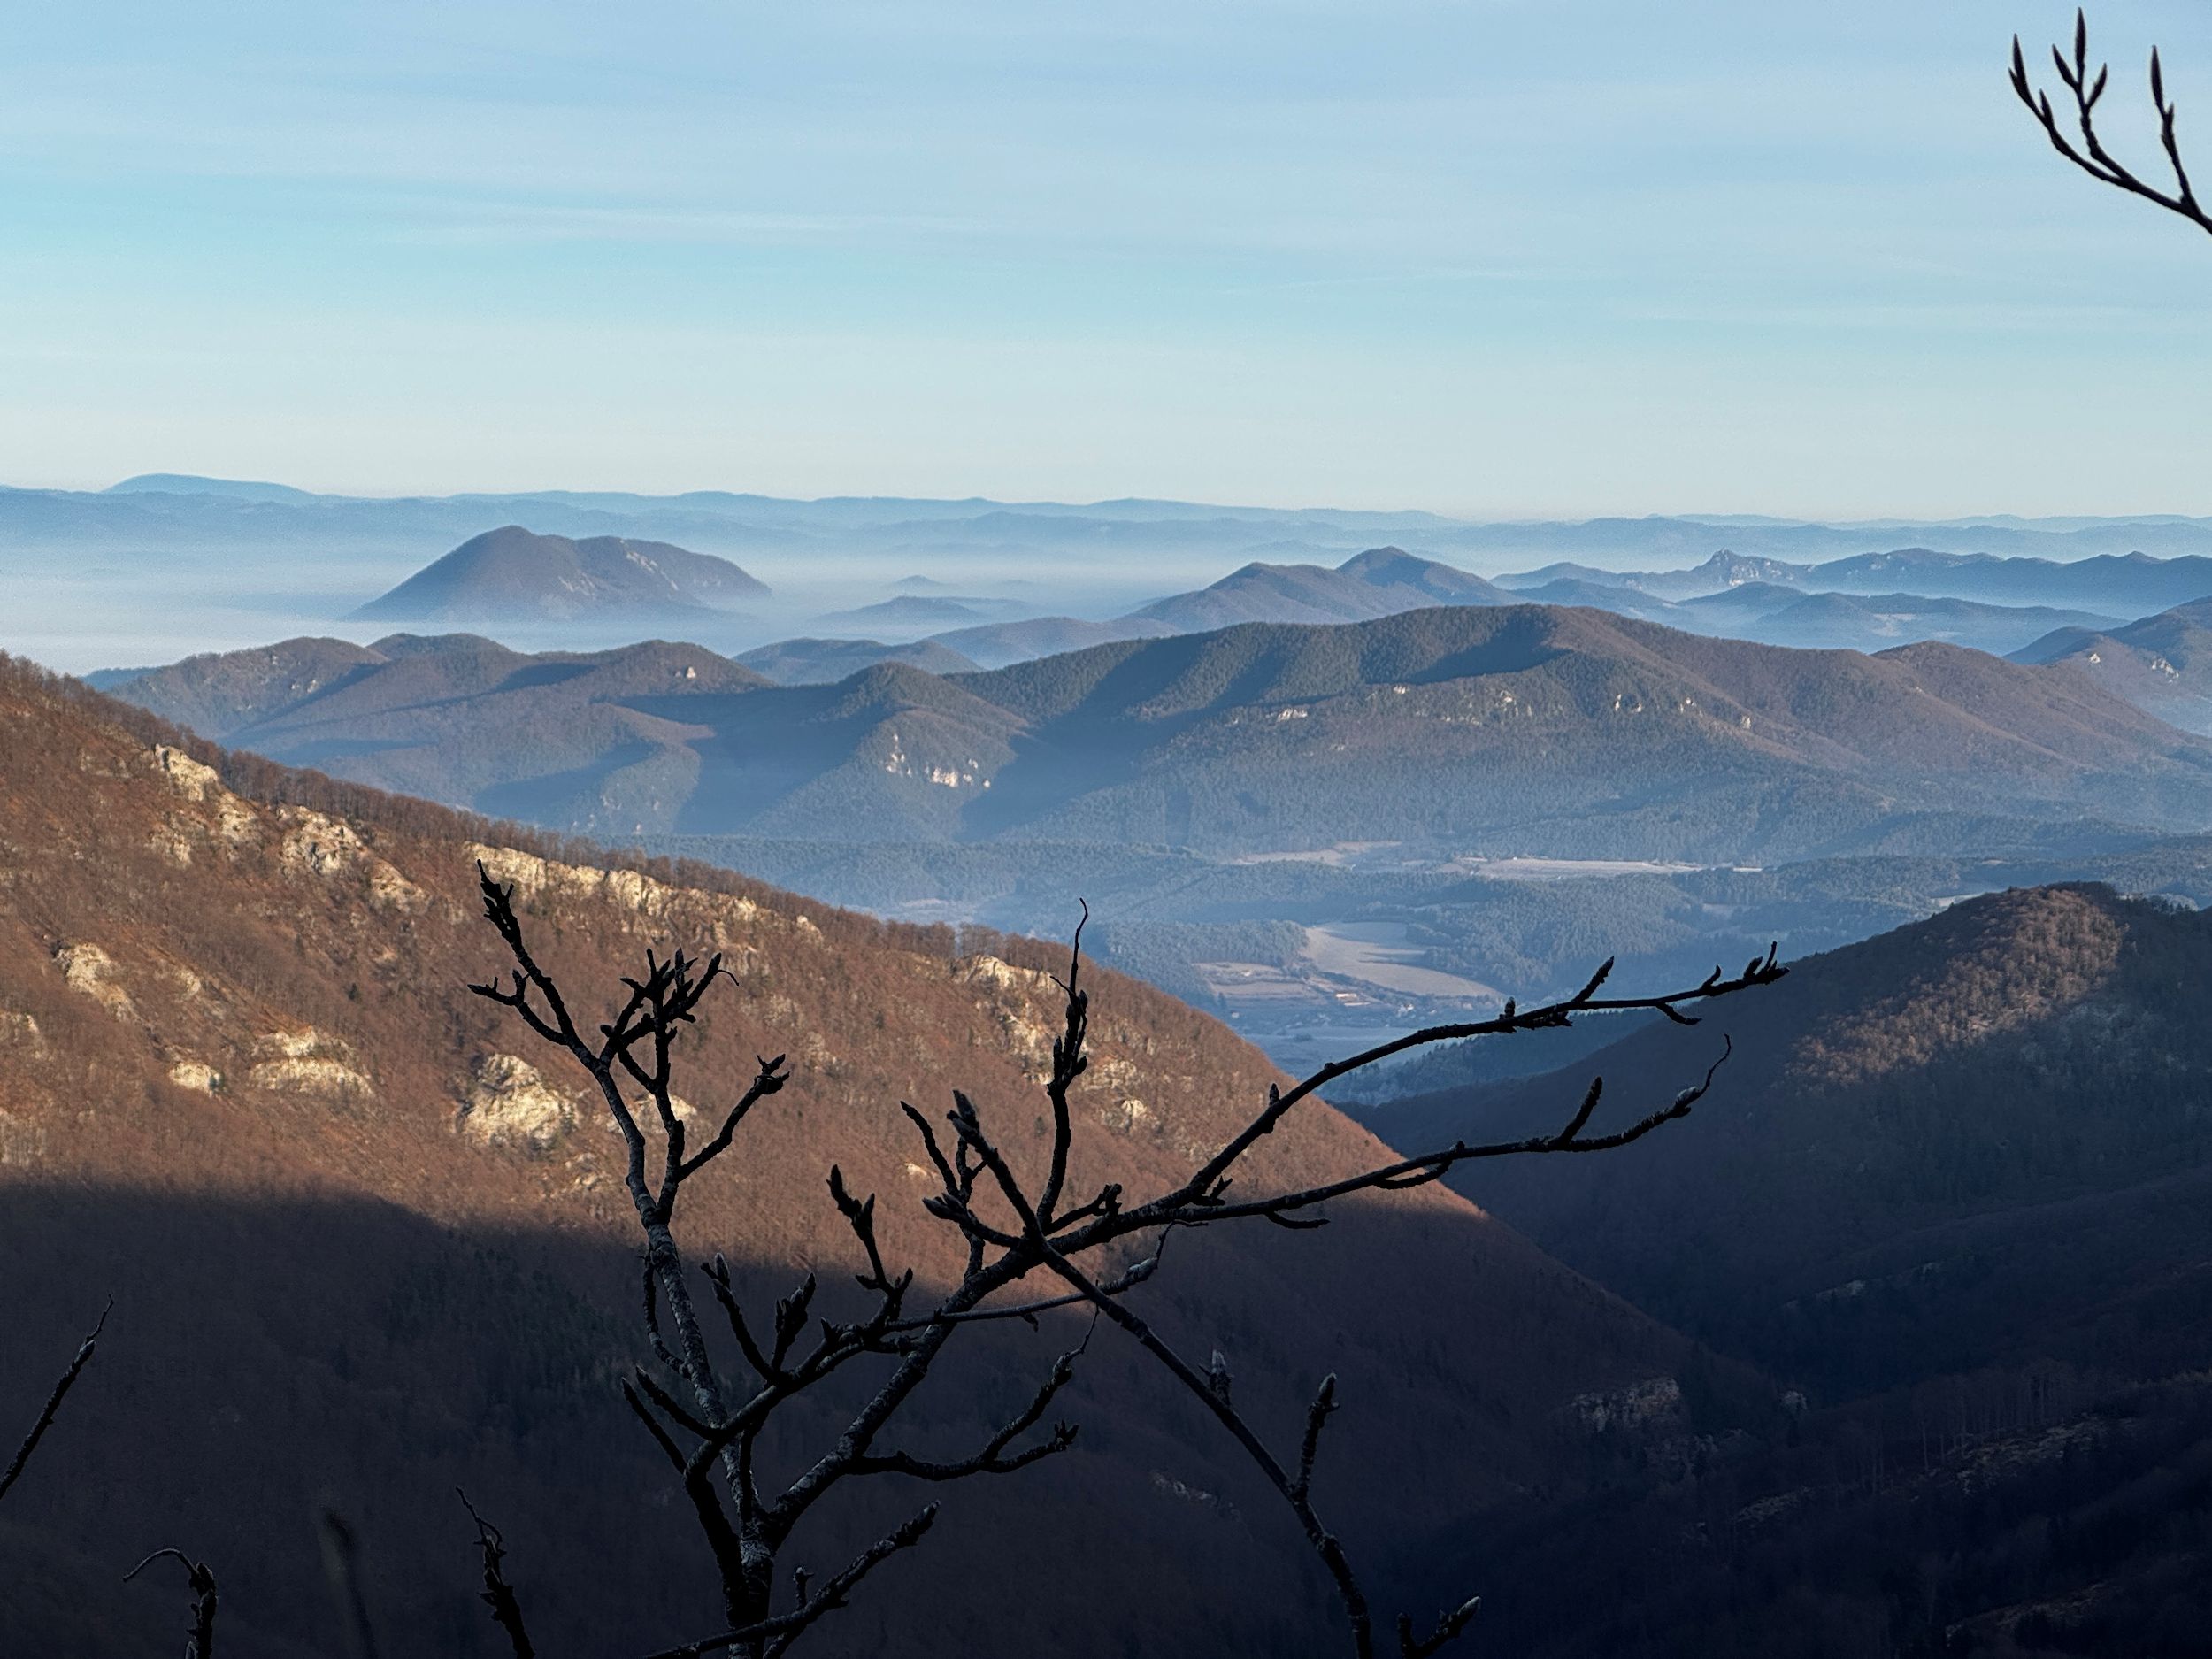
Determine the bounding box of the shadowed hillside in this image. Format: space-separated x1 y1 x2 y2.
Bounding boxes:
1369 884 2212 1400
1347 882 2212 1655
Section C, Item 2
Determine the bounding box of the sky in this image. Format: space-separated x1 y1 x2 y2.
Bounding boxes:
1 1 2209 518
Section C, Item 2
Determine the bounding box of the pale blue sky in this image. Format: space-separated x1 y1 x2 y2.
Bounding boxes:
2 2 2208 516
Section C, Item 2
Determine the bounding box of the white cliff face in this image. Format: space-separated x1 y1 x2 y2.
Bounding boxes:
1569 1375 1686 1436
249 1029 375 1097
458 1053 580 1155
0 1010 47 1054
167 1059 220 1094
54 942 134 1018
151 744 221 803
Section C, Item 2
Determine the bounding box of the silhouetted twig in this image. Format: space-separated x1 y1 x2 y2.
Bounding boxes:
126 1548 219 1659
0 1298 110 1505
458 1490 536 1659
2011 9 2212 240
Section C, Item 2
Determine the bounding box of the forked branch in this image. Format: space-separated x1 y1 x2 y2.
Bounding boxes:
849 1322 1089 1482
2011 10 2212 239
125 1548 219 1659
633 1505 941 1659
893 923 1776 1659
471 864 1780 1659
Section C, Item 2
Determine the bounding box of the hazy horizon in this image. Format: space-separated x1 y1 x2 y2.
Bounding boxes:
7 4 2212 518
15 472 2212 531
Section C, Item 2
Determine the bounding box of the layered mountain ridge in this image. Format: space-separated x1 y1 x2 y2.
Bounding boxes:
100 603 2212 863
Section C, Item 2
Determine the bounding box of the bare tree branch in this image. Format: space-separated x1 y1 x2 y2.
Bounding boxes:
1148 949 1777 1223
892 930 1766 1659
1036 898 1090 1227
0 1298 109 1506
126 1548 219 1659
702 1254 791 1385
2011 10 2212 240
1292 1372 1338 1507
472 866 1076 1654
470 864 1780 1659
457 1491 536 1659
631 1505 939 1659
850 1318 1090 1482
1142 1037 1735 1228
882 1233 1170 1333
1034 1240 1385 1655
1398 1596 1482 1659
674 1056 791 1187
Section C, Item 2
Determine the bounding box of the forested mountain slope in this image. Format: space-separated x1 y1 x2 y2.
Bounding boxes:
949 605 2212 856
2014 595 2212 735
101 633 769 837
1368 884 2212 1400
734 634 979 684
0 656 1709 1657
924 612 1179 668
1125 545 1509 631
1803 547 2212 611
103 604 2212 863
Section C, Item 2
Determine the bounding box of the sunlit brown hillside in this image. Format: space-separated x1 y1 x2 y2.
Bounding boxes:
0 655 1716 1657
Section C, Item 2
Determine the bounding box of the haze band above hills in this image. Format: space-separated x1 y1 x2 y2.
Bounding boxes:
316 517 2212 685
47 473 2212 577
42 478 2212 674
